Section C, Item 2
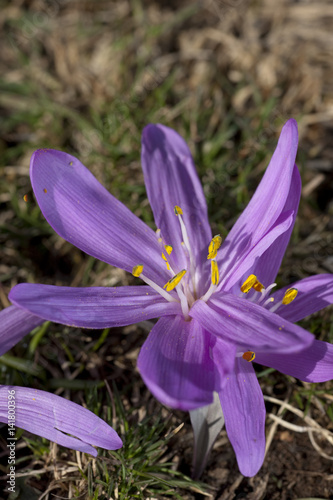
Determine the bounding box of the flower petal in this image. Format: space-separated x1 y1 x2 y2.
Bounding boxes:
9 284 181 328
137 315 233 410
270 274 333 322
30 149 167 285
249 165 301 286
255 339 333 383
0 386 122 454
141 124 212 273
220 209 294 291
0 305 44 356
218 119 299 287
219 358 266 477
189 292 314 354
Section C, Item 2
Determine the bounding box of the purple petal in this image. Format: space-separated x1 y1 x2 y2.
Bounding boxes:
189 292 314 354
141 124 212 274
255 339 333 382
270 274 333 322
0 386 122 454
249 165 301 286
219 358 266 477
9 284 181 328
30 149 167 286
218 119 299 287
0 306 44 356
137 315 234 410
220 209 294 291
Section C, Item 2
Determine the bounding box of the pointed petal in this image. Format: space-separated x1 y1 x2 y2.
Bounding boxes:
249 165 301 286
30 149 167 285
0 386 122 454
255 339 333 383
190 392 225 479
220 209 294 291
141 124 212 271
189 292 314 354
219 358 266 477
0 306 44 356
137 315 232 410
218 119 299 287
270 274 333 322
9 284 181 328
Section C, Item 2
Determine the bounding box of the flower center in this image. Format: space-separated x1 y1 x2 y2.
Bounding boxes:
240 273 298 312
131 206 222 319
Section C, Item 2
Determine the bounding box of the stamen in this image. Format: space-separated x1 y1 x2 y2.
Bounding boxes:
211 260 219 285
248 290 260 302
175 284 190 319
269 287 298 313
174 205 196 294
263 297 274 307
200 259 220 302
132 265 144 277
132 265 177 302
164 245 173 255
161 253 170 270
240 274 257 293
174 206 192 254
164 269 187 292
252 279 265 292
258 283 277 304
242 351 255 362
282 288 298 305
207 235 222 260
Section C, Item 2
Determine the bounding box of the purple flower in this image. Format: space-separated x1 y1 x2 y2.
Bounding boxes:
0 306 122 455
7 119 333 476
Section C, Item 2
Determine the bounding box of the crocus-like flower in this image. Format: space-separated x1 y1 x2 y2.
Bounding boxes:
0 305 122 455
8 119 333 476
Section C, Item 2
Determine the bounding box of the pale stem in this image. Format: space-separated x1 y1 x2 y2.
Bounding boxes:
175 284 190 319
200 283 217 303
178 214 197 295
140 274 178 303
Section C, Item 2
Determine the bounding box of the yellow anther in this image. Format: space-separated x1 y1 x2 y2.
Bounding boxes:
240 274 257 293
158 237 163 243
163 269 186 292
174 205 183 215
132 264 144 277
207 235 222 260
164 245 173 255
161 253 170 270
242 351 255 362
253 279 265 293
282 288 298 305
211 260 219 286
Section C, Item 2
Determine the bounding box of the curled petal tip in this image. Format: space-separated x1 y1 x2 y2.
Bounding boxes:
281 118 298 141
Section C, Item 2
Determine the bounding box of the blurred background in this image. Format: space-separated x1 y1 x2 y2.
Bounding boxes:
0 1 333 499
